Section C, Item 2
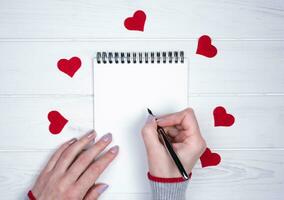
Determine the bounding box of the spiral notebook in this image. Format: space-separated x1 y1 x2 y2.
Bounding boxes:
93 51 189 198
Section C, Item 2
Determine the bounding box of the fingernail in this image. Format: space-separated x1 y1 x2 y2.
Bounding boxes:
101 133 112 142
97 184 109 195
156 118 164 122
146 115 155 123
68 138 77 144
110 145 119 154
87 130 95 138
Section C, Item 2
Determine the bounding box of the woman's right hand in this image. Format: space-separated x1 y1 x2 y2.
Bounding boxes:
30 130 119 200
141 108 206 178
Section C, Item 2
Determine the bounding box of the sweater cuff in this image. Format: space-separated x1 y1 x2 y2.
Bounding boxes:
147 172 192 183
27 190 36 200
147 172 191 200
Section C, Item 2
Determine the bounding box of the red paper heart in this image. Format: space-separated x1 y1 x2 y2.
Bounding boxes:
200 148 221 168
48 111 68 134
196 35 217 58
57 57 81 77
213 106 235 127
124 10 146 31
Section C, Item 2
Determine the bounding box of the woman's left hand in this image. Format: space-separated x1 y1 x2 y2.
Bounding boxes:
30 130 119 200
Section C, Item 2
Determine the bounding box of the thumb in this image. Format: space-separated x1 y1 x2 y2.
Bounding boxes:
141 115 163 151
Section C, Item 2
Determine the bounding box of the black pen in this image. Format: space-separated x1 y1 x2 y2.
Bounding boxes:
147 108 189 180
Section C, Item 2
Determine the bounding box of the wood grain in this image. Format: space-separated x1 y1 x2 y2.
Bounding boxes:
0 40 283 95
0 150 282 200
0 96 93 150
0 0 283 39
0 95 283 150
0 0 283 199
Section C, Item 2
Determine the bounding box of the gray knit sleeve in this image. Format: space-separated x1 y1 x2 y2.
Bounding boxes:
149 180 189 200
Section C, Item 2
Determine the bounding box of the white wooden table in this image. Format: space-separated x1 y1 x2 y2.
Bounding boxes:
0 0 284 199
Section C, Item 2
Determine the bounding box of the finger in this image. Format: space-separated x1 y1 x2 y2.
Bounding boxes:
75 145 119 196
164 126 193 143
141 115 164 152
163 127 187 143
176 124 183 130
166 128 188 143
164 126 179 137
173 130 190 143
43 138 77 172
54 130 96 174
65 133 113 183
84 183 109 200
156 108 200 135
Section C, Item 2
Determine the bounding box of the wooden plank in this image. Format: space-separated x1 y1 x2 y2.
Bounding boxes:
0 40 283 95
0 0 283 39
0 150 283 199
0 95 283 149
190 95 284 149
0 40 192 95
189 150 284 200
0 96 93 150
190 40 284 94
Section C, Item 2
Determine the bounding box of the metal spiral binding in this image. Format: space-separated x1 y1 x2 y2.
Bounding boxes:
96 51 184 64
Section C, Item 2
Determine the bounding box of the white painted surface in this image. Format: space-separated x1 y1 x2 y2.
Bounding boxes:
0 150 283 200
1 96 284 149
0 0 284 38
0 40 283 95
0 0 283 199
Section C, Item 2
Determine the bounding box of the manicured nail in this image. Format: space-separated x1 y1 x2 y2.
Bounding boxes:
101 133 112 142
156 118 164 122
97 184 109 195
87 130 95 138
68 138 77 144
110 145 119 154
146 115 154 123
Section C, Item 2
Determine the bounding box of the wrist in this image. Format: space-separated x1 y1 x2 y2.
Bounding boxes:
147 171 192 183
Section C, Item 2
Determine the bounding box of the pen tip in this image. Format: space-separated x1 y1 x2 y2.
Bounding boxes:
147 108 153 115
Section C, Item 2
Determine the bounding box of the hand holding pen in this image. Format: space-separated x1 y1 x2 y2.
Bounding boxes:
141 108 207 179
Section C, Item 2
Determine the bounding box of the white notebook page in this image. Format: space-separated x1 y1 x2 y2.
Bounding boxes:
93 52 189 196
